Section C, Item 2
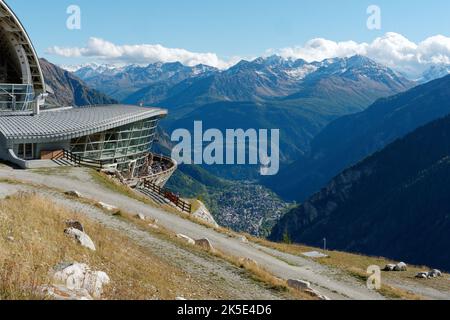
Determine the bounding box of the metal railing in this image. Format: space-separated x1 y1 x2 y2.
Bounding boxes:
0 83 34 111
143 180 192 214
56 149 108 169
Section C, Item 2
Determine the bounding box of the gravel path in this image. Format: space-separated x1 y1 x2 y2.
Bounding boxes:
0 182 285 300
0 166 386 300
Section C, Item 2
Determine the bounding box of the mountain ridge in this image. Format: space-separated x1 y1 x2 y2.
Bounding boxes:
40 59 118 107
265 74 450 201
270 112 450 271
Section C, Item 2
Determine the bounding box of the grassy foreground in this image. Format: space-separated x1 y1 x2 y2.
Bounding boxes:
0 192 218 300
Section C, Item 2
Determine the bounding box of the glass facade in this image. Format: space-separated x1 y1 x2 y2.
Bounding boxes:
70 117 159 177
0 84 34 111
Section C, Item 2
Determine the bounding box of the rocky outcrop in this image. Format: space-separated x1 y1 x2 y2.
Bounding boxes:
40 58 117 107
192 201 219 228
44 262 110 300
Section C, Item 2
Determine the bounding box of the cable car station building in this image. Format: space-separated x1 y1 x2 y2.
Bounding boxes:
0 0 176 187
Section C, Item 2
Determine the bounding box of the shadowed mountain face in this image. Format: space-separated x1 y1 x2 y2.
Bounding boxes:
265 75 450 201
40 59 118 107
270 113 450 271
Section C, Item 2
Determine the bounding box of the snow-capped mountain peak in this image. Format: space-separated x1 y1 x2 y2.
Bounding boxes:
419 64 450 83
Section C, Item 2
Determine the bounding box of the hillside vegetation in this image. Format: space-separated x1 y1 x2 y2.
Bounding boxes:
271 113 450 271
0 193 211 299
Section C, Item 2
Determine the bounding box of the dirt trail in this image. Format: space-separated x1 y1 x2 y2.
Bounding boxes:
0 165 424 300
0 182 287 300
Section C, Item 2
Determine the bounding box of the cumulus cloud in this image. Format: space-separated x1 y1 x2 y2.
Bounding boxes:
48 33 450 77
47 37 235 69
275 32 450 77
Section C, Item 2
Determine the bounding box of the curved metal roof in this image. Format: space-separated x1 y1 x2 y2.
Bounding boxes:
0 0 45 94
0 105 167 144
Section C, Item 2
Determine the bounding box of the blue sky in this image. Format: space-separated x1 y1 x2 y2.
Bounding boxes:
6 0 450 74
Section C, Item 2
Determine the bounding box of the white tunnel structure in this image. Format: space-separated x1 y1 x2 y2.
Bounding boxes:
0 0 45 111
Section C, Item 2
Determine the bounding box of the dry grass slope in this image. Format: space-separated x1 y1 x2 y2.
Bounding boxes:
0 192 221 300
245 236 450 300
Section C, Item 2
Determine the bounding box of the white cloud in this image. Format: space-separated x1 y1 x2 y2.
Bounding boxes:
47 37 235 69
47 33 450 77
275 32 450 77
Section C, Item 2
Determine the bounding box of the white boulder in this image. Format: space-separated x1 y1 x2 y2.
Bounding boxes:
239 236 249 243
98 202 118 212
176 234 195 245
394 262 408 272
383 264 396 271
64 228 96 251
51 262 110 299
429 269 442 278
416 272 429 279
148 223 159 230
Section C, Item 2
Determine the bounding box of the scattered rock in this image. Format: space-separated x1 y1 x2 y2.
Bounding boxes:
415 269 443 279
195 238 214 251
287 279 330 300
148 223 159 230
65 190 83 198
136 214 146 221
176 297 187 301
239 236 248 243
238 257 259 267
287 279 311 291
305 288 331 301
302 251 329 259
50 262 110 299
394 262 408 272
430 269 442 278
383 264 397 272
416 272 429 279
98 202 118 212
6 236 14 242
64 228 96 251
41 285 93 300
65 220 84 232
176 234 195 245
384 262 407 272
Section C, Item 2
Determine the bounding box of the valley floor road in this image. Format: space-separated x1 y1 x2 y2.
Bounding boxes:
0 165 447 300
